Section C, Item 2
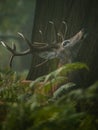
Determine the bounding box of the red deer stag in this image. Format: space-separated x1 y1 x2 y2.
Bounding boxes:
0 21 86 83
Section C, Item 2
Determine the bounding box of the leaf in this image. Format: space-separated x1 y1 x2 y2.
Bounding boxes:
30 75 45 89
55 62 89 77
53 82 76 99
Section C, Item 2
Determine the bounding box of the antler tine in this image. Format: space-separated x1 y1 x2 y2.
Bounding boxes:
9 42 16 68
62 21 67 40
1 40 31 56
17 32 49 53
49 21 58 44
57 21 67 41
18 32 47 50
9 55 14 68
57 32 63 41
12 42 16 50
1 41 16 68
18 32 33 49
1 41 15 54
1 40 31 68
49 21 54 25
18 32 50 50
39 29 44 42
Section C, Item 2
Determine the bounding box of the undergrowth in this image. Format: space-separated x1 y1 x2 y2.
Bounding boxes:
0 62 98 130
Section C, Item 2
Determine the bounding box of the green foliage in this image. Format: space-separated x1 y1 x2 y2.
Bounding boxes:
0 69 28 102
52 82 76 99
30 62 88 96
0 62 98 130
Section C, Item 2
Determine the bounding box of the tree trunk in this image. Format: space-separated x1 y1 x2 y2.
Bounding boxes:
27 0 98 87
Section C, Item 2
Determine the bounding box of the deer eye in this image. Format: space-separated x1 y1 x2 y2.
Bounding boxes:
62 40 70 47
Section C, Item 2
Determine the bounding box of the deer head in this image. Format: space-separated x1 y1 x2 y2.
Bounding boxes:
0 21 86 68
39 22 86 66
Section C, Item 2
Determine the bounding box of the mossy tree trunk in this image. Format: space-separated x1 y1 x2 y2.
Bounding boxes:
27 0 98 87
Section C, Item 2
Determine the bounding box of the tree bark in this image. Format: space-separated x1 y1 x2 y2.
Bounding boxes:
27 0 98 87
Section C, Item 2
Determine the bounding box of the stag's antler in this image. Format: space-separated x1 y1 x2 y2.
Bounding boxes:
0 32 59 68
1 21 86 68
57 21 67 41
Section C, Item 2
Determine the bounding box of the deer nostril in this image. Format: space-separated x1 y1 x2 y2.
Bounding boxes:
62 40 70 47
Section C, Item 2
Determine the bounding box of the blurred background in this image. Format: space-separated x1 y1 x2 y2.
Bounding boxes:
0 0 36 73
